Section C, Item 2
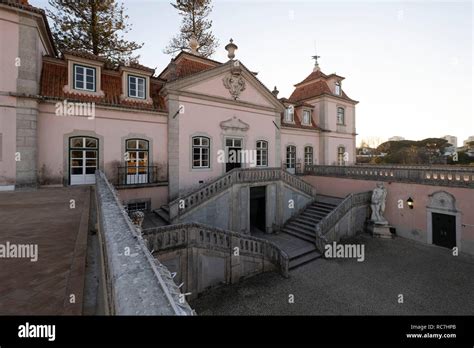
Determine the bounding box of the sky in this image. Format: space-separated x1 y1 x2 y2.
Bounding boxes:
32 0 473 146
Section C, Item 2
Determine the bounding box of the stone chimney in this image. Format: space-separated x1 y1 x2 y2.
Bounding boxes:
272 86 279 97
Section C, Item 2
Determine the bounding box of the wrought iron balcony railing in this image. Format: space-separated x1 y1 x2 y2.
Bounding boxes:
117 165 164 186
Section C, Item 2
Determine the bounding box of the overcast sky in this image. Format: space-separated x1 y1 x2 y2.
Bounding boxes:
33 0 473 146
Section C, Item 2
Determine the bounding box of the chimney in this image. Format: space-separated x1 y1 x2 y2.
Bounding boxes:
272 86 279 97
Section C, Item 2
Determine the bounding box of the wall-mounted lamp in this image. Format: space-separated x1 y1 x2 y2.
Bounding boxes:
407 197 414 209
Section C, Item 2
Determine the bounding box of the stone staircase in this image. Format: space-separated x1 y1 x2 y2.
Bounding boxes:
280 198 341 270
153 204 170 225
282 200 339 243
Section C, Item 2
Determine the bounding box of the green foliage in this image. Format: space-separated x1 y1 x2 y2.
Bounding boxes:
164 0 218 58
376 138 453 165
47 0 143 64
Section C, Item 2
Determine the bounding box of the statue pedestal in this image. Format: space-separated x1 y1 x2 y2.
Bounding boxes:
368 221 393 239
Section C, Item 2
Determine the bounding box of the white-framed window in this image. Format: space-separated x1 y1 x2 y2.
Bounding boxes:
192 136 210 168
304 146 313 166
337 107 345 125
285 106 294 122
302 110 311 125
74 64 96 92
128 75 146 99
256 140 268 167
286 145 296 168
335 81 341 96
337 146 346 165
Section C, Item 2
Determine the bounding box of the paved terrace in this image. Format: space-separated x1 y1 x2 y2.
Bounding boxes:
0 187 90 315
191 234 474 315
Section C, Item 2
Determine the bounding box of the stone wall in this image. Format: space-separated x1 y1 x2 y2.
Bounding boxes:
143 223 289 300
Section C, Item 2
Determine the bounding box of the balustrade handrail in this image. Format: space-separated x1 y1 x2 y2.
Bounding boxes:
143 222 289 277
169 167 316 219
304 164 474 188
314 191 372 253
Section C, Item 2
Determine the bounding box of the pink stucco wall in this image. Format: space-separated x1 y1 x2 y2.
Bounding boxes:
281 128 320 165
176 86 280 192
118 185 168 210
37 103 168 184
303 175 474 255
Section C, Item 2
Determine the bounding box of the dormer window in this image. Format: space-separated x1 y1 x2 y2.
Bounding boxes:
285 106 294 122
302 110 311 125
335 81 341 96
128 75 146 99
74 64 96 92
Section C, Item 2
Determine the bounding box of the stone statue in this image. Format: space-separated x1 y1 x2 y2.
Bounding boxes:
370 183 388 225
130 210 145 234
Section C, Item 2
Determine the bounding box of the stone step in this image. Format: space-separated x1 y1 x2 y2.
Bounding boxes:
286 222 314 234
313 201 338 209
307 205 333 214
161 204 170 213
289 250 322 270
291 219 317 230
301 210 328 219
282 228 314 243
298 215 322 224
153 208 170 223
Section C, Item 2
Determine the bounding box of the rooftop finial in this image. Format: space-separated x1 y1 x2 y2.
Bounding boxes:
189 34 199 55
225 38 238 60
312 54 320 72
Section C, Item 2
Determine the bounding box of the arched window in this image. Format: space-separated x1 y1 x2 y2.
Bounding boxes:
69 136 98 185
304 146 313 166
192 136 210 168
125 139 149 184
256 140 268 167
337 107 345 125
337 146 346 166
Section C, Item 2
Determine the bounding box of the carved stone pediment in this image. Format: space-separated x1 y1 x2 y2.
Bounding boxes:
220 116 250 131
427 191 457 211
223 71 246 100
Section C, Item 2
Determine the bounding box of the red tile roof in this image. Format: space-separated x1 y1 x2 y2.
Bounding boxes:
39 59 166 111
289 69 357 104
158 51 221 81
289 80 332 102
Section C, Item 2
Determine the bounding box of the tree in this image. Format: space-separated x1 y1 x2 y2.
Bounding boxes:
164 0 218 58
47 0 143 65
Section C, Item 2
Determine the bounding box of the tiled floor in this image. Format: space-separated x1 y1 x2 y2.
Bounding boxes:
0 187 90 315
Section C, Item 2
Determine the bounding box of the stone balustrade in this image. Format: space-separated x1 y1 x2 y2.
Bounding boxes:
169 167 316 220
305 165 474 188
315 191 372 253
143 222 289 278
94 171 194 315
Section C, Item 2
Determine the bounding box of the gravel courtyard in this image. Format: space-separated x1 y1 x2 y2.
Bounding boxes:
191 234 474 315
